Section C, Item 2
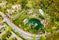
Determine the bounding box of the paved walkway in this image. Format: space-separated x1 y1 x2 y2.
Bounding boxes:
0 12 40 40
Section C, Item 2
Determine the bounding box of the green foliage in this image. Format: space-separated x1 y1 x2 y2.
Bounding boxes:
46 32 59 40
27 38 30 40
0 0 59 37
7 26 13 31
40 35 46 40
6 0 17 4
0 7 7 13
1 31 11 40
33 35 36 40
26 0 35 8
9 38 15 40
21 0 27 8
14 32 26 40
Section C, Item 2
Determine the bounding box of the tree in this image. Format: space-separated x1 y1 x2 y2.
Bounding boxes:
40 35 46 40
33 35 36 40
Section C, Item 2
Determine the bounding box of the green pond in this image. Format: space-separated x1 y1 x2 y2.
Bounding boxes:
28 18 43 30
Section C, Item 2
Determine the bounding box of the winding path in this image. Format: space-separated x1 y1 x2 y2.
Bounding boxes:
0 12 40 40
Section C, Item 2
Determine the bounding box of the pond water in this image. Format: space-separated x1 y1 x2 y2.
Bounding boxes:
28 18 43 30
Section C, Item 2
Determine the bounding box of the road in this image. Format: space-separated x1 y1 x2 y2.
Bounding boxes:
0 12 40 40
11 31 22 40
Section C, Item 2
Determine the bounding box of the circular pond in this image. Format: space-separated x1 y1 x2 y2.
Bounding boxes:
28 18 43 30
